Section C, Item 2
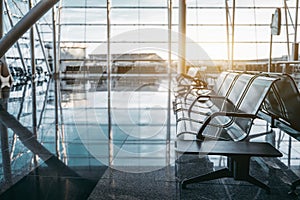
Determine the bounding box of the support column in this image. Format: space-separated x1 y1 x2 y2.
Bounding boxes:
293 0 299 61
0 0 2 38
29 0 37 137
106 0 113 168
0 0 12 85
284 0 291 59
225 0 230 62
178 0 186 74
167 0 172 165
0 1 12 184
52 7 58 76
0 88 12 185
107 0 111 140
231 0 236 69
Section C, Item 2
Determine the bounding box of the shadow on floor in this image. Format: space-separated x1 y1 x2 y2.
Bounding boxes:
0 165 107 200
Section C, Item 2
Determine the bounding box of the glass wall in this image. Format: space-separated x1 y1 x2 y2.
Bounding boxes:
2 0 300 73
57 0 300 71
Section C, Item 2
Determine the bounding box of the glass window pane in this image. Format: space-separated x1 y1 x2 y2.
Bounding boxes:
112 0 167 7
62 0 106 6
60 26 107 42
61 8 107 24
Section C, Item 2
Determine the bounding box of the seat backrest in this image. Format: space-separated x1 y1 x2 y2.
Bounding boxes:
177 67 201 86
264 74 300 131
204 73 257 141
212 71 229 92
186 67 200 77
226 73 257 107
224 75 277 141
216 72 240 96
199 73 274 141
238 76 277 114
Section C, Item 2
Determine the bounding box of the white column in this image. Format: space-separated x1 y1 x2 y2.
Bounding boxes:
178 0 186 74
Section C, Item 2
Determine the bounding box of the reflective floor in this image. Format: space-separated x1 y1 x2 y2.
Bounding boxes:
0 74 300 199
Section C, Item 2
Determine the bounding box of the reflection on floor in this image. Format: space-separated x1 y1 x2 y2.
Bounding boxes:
1 165 107 200
0 75 300 199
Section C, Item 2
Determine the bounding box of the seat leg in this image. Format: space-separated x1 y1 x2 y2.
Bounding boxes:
244 174 270 194
181 168 231 189
290 179 300 192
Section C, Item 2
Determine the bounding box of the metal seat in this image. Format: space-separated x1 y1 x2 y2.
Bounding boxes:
260 74 300 133
175 140 282 192
177 74 278 142
255 74 300 193
174 71 237 114
173 67 207 97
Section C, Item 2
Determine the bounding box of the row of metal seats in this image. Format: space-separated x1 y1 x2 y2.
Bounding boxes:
173 71 279 142
173 70 285 192
174 70 300 192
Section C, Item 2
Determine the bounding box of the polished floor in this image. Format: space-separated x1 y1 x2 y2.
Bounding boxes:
0 74 300 199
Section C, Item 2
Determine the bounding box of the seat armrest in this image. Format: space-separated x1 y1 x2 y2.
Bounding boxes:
197 111 257 140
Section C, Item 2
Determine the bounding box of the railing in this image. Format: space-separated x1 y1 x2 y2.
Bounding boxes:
233 60 300 88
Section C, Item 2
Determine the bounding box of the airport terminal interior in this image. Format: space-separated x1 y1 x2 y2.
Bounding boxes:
1 0 300 199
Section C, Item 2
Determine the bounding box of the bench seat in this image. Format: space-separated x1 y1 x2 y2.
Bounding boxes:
175 140 283 193
176 74 278 141
173 71 234 113
174 67 207 97
257 74 300 192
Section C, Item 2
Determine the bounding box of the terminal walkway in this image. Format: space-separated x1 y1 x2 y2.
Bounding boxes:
0 75 300 199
